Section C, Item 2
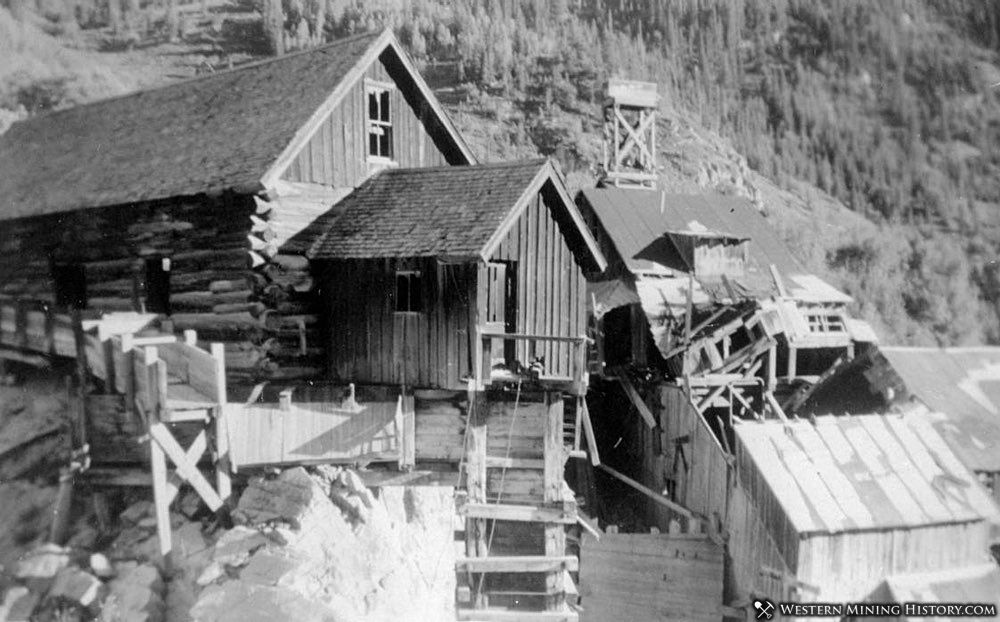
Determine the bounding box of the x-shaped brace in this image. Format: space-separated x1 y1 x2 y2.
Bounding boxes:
615 108 656 165
149 423 224 511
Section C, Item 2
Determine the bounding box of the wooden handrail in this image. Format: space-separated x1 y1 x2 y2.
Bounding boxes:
477 329 591 344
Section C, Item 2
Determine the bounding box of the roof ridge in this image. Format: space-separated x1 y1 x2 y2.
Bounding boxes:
383 158 548 175
8 30 387 126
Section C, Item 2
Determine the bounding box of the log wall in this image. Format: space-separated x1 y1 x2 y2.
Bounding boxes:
0 193 323 388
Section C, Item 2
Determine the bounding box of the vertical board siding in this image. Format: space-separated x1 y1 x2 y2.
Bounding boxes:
282 57 449 187
579 532 725 622
490 188 588 379
323 258 474 389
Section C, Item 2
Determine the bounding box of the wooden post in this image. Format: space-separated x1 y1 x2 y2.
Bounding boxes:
150 437 173 571
544 391 567 610
465 391 488 608
44 305 55 355
544 392 565 504
211 343 232 504
766 344 777 392
15 300 27 349
144 345 173 571
787 345 797 379
71 308 89 452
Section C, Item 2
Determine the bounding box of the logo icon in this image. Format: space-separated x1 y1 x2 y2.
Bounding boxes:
754 599 775 620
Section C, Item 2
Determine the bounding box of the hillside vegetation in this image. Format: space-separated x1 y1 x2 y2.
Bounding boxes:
3 0 1000 346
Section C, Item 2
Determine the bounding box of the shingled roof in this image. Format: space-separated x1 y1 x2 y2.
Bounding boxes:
0 29 474 221
304 159 605 268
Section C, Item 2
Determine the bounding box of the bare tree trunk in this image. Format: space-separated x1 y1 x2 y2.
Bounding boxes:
108 0 122 34
264 0 284 56
124 0 141 36
166 0 178 41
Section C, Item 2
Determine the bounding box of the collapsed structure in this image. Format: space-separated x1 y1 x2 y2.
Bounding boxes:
0 30 996 622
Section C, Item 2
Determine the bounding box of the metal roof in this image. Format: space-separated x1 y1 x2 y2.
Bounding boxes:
577 187 852 305
735 414 999 537
883 563 1000 607
882 347 1000 474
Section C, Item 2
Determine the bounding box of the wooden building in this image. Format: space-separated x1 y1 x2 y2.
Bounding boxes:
575 187 872 382
799 346 1000 505
0 29 475 388
298 158 605 394
731 413 999 603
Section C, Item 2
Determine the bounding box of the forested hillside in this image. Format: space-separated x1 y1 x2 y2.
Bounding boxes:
3 0 1000 346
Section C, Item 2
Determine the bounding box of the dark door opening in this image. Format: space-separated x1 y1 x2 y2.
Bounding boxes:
51 262 87 310
144 257 171 315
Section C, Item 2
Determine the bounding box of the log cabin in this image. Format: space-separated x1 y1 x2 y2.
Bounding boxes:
0 29 476 388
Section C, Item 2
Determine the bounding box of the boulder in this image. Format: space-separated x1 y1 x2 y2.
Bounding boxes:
235 468 325 528
120 501 154 526
190 583 352 622
0 586 38 622
90 553 114 579
211 527 266 568
48 567 104 608
101 563 166 622
14 543 70 592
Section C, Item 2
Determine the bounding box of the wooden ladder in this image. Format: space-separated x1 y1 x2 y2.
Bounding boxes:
457 391 579 621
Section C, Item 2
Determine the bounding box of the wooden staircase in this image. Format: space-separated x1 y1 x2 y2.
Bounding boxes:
456 391 580 621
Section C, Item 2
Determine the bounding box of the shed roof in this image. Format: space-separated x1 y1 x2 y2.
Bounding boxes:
883 563 1000 608
881 347 1000 474
735 414 998 537
303 159 606 268
0 29 475 221
577 187 851 305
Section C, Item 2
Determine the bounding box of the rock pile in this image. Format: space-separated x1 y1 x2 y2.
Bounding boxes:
191 467 455 622
0 467 455 622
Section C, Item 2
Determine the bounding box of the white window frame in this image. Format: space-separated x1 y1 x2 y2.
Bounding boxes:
366 79 395 163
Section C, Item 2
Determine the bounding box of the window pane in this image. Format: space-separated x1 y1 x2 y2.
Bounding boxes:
409 274 423 312
396 273 409 311
379 90 390 122
368 91 378 120
369 132 379 157
379 129 391 158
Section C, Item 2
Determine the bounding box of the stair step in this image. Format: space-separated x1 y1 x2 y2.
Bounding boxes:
457 555 578 573
457 606 578 621
484 456 543 469
461 502 576 523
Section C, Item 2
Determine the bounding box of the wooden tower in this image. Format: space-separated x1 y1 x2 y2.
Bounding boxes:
600 79 659 188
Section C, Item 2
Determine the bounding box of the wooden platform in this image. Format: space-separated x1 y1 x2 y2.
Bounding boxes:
224 397 414 469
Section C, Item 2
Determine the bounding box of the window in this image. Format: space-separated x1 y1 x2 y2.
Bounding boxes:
395 270 422 313
367 85 393 160
51 262 87 310
144 257 171 315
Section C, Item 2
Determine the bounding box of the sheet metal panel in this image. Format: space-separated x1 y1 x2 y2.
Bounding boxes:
578 187 851 304
882 346 1000 473
734 413 995 537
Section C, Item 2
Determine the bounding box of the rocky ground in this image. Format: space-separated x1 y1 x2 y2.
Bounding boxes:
0 465 456 622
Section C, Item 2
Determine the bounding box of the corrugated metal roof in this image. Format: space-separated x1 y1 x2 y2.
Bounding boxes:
882 347 1000 473
577 187 851 304
735 413 999 537
884 563 1000 609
